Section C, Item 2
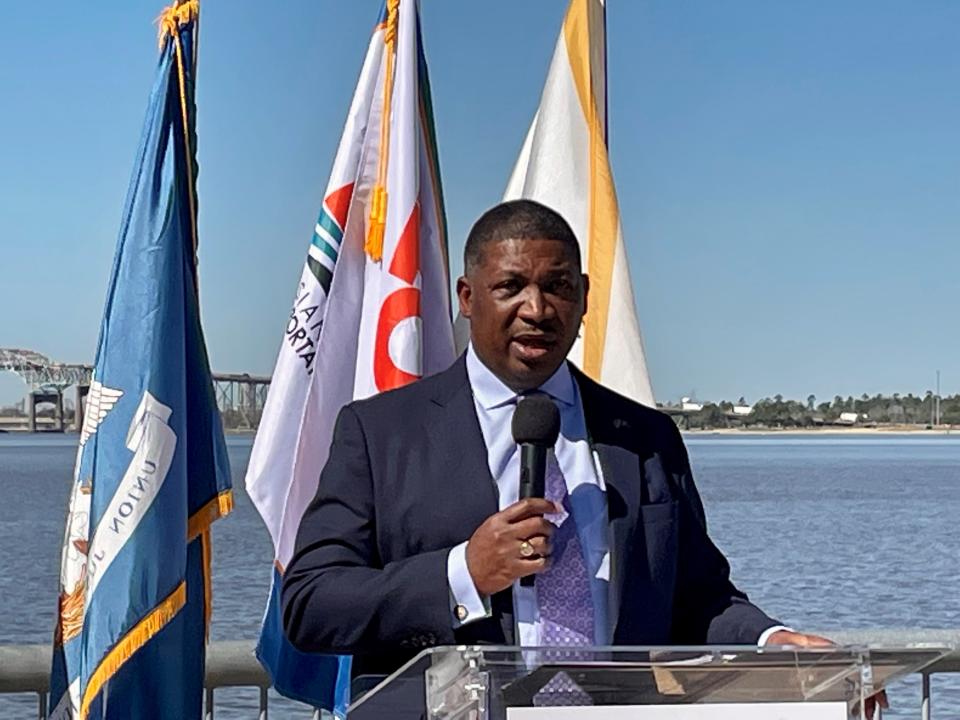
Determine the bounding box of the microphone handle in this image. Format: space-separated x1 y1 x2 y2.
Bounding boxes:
518 443 547 499
519 443 547 587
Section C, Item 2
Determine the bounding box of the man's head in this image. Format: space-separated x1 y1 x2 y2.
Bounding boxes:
457 200 588 393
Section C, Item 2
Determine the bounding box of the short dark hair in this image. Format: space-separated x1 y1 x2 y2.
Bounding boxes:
463 200 581 273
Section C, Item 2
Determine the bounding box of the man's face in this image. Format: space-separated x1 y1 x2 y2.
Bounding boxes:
457 237 588 392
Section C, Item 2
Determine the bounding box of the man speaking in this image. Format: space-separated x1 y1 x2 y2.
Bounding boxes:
282 199 828 694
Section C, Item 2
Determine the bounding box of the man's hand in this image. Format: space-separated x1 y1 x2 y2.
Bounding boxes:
766 630 833 648
766 631 890 718
465 498 557 596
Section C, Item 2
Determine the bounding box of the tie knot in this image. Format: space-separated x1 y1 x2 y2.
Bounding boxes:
517 389 551 403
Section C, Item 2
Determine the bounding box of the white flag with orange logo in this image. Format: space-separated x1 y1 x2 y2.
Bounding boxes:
504 0 655 406
245 1 454 712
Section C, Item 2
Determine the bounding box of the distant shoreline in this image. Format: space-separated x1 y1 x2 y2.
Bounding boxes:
1 424 955 437
683 425 956 435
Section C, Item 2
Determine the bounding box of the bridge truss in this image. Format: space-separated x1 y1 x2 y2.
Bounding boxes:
213 374 271 429
0 349 92 391
0 348 271 429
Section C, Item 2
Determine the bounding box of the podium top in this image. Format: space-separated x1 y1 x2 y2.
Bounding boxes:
349 645 951 719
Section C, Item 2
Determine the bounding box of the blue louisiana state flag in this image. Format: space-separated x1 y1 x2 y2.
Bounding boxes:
49 3 232 719
245 1 454 716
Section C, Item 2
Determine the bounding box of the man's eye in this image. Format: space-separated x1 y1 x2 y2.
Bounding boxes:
496 280 522 294
546 280 572 294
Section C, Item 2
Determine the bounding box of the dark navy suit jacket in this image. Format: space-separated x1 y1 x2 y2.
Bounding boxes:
282 354 778 678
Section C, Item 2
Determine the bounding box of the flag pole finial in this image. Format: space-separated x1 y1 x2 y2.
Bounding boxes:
365 0 401 263
157 0 199 49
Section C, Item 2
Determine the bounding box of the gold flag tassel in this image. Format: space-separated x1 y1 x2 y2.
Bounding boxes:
157 0 199 49
365 0 401 262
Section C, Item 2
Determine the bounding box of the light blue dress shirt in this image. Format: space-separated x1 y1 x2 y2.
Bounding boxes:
447 345 611 645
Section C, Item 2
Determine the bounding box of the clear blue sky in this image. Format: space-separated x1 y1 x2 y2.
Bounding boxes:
2 0 958 406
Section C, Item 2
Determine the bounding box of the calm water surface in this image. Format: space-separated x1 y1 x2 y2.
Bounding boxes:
1 432 957 718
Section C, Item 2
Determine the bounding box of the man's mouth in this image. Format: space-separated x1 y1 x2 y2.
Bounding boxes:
510 334 557 361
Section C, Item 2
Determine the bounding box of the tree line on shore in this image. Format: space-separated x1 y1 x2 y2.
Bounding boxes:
4 392 958 431
674 392 960 429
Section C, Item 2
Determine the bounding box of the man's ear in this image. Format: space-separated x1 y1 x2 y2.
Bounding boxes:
581 273 590 317
456 276 472 318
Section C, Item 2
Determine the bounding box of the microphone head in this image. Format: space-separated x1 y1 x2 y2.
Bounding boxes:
511 394 561 447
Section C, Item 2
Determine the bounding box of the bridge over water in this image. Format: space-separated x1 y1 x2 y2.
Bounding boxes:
0 348 270 432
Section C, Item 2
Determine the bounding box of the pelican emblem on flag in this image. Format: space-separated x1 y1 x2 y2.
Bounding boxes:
80 379 124 447
55 479 92 647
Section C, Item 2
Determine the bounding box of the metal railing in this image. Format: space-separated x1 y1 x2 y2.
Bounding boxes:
0 641 323 720
2 632 958 718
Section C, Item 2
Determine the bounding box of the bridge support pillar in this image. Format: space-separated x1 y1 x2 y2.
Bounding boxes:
244 383 257 429
75 385 89 433
27 393 36 433
27 390 65 432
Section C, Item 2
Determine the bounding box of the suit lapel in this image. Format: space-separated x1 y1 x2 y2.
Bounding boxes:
427 355 511 642
594 442 641 639
426 354 499 514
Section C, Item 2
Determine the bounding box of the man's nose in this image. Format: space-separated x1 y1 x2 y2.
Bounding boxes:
517 285 554 322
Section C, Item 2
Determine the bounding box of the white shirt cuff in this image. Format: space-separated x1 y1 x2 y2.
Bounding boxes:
447 541 491 627
757 625 794 646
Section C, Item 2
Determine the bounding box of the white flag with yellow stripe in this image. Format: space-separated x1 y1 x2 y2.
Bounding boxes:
504 0 655 406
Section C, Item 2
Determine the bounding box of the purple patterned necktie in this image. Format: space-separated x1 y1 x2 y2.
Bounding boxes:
537 452 595 645
533 453 595 706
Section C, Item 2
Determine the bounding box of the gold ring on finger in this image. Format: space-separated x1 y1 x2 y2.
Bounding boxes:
519 539 535 558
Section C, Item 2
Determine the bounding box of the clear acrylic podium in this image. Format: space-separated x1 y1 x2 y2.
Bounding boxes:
348 645 948 719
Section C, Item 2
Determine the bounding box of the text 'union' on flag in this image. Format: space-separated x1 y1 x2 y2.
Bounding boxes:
244 1 454 716
49 2 232 719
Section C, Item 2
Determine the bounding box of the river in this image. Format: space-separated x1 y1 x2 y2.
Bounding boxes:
1 432 957 718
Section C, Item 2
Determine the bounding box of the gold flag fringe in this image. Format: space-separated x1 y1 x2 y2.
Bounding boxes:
187 489 234 541
80 582 187 720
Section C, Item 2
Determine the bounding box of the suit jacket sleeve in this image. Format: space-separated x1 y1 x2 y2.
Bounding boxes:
281 404 457 655
663 421 781 644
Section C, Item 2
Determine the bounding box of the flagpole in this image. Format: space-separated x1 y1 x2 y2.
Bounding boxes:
603 0 609 144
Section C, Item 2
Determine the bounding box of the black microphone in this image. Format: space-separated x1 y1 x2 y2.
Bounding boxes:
511 394 561 587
